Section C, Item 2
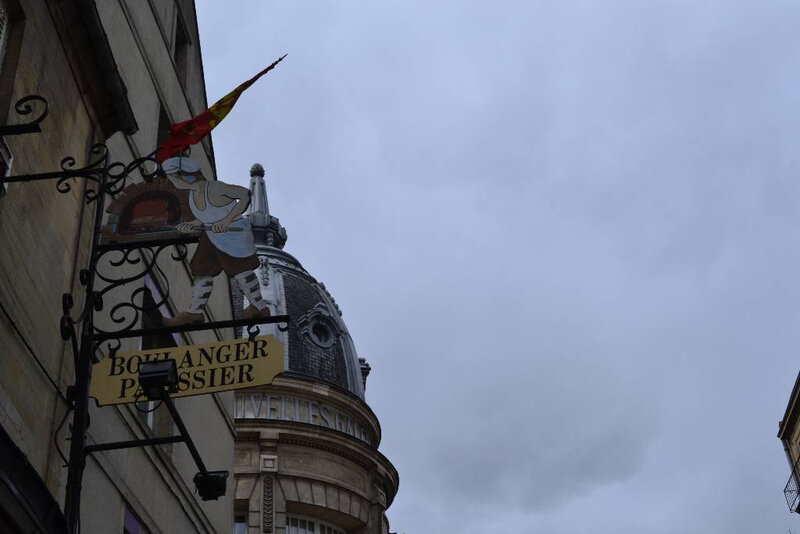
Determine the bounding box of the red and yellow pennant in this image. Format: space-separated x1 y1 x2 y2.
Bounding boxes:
155 55 286 163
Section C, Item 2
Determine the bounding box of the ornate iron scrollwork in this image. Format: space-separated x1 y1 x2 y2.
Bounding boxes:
88 239 291 343
3 142 160 204
105 152 161 194
55 144 107 200
91 243 189 336
0 95 50 136
21 143 294 351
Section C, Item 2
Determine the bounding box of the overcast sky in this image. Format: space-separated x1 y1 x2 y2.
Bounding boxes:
196 1 800 531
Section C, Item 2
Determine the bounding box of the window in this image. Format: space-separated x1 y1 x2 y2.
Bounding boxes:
173 15 189 87
0 0 21 200
286 515 345 534
123 507 150 534
156 104 171 148
299 306 340 350
288 517 316 534
0 0 24 124
311 322 331 346
306 317 337 349
0 137 12 198
234 515 247 534
134 397 155 429
136 275 179 429
234 499 249 534
0 2 10 70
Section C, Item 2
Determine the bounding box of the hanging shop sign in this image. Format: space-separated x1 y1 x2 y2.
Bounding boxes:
99 155 274 328
90 334 285 405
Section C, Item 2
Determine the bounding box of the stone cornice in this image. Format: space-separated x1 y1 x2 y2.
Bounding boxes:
235 423 399 506
236 375 383 445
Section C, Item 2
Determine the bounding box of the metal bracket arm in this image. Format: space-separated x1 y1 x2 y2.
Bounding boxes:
0 95 49 137
84 435 185 455
163 396 208 475
82 395 212 479
94 314 291 343
96 235 200 252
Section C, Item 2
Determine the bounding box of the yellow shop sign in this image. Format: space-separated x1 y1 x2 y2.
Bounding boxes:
90 335 285 405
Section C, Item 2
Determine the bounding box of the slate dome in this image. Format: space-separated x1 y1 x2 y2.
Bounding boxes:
231 164 367 399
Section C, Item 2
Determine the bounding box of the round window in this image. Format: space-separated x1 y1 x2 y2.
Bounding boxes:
308 319 336 348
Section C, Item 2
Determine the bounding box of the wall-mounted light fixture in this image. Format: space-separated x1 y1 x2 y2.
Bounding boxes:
138 359 178 400
194 471 229 501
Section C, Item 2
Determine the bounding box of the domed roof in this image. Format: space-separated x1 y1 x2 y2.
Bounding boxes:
231 164 367 399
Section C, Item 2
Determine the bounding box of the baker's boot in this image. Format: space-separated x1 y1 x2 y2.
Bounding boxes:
163 311 205 327
243 306 271 320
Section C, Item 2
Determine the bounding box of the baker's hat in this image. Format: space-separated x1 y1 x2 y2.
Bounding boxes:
161 156 202 175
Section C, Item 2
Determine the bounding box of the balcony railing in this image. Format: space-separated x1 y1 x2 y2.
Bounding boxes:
785 461 800 513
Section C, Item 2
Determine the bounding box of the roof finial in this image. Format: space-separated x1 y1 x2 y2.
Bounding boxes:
249 162 269 221
250 163 265 178
247 162 287 249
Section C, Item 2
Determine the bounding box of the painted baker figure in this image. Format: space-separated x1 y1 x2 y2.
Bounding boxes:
161 156 270 326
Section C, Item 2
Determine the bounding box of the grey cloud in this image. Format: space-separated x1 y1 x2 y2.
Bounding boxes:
197 0 800 532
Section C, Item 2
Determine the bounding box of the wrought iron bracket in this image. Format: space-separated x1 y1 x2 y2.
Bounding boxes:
0 95 49 136
84 435 185 455
84 395 227 501
93 314 290 343
1 142 160 204
163 395 209 474
96 235 200 252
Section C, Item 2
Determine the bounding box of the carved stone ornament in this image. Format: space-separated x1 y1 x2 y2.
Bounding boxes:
258 256 270 286
263 475 274 533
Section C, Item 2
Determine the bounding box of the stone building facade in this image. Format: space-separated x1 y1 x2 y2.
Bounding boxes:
0 0 236 532
230 166 399 534
778 372 800 515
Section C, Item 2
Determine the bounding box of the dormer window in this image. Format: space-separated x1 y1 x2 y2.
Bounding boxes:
310 321 333 347
299 304 339 350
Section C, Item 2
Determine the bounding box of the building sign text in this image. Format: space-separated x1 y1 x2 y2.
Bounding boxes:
91 335 285 405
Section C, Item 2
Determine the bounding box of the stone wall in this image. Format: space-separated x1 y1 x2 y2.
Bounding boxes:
235 376 398 534
0 0 235 532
